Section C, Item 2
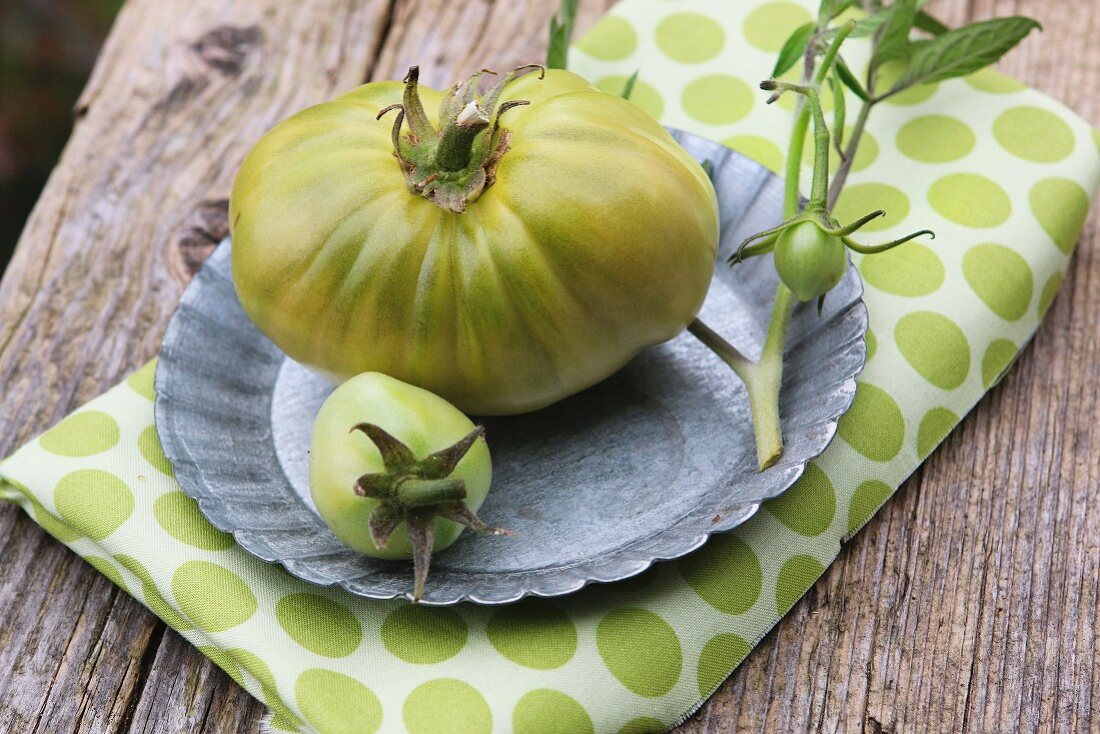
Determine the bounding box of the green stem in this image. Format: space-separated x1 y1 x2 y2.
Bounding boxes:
434 103 491 172
396 477 468 507
688 319 754 382
828 97 873 209
814 19 854 86
693 16 853 470
743 35 827 469
801 21 855 207
753 284 795 469
688 318 787 471
828 26 877 209
804 87 831 208
784 107 811 218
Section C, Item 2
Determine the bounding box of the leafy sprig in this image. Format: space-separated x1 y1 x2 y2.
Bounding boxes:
813 1 1041 203
546 0 1040 470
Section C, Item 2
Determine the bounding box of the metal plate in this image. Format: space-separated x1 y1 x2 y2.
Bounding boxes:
155 130 867 605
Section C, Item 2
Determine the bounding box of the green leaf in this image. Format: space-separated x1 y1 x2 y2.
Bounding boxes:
834 55 869 100
914 10 949 36
772 22 816 78
889 16 1041 92
846 9 891 39
826 0 858 20
871 0 919 70
621 70 639 100
546 0 579 70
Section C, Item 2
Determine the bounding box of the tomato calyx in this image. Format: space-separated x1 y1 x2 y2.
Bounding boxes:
376 64 545 213
350 422 508 601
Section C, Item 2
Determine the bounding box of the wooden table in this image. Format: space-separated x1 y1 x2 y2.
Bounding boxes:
1 1 1096 731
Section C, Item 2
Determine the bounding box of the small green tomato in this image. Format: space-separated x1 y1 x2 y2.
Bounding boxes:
773 220 847 302
309 372 501 600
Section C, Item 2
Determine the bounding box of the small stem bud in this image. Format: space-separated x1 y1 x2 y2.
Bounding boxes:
456 100 490 127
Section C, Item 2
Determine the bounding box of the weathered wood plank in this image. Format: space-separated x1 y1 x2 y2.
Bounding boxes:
0 0 395 731
0 0 1096 732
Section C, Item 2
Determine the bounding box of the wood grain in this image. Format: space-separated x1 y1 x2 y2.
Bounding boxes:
0 0 1095 732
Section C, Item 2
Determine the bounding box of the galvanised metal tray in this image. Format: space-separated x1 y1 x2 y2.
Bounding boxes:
154 130 867 605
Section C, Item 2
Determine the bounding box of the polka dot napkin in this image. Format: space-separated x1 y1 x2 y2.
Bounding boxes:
2 1 1098 732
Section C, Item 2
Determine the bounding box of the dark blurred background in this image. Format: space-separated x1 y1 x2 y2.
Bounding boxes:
0 0 122 274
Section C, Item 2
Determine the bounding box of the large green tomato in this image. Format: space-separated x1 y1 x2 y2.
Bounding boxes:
231 65 719 415
310 372 497 600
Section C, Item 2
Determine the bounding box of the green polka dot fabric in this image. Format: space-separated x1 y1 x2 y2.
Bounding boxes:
2 2 1098 732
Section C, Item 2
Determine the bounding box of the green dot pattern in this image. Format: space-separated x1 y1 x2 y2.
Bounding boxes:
776 555 825 615
850 127 880 172
40 411 120 457
963 244 1034 321
230 648 304 731
776 63 836 113
742 2 812 52
982 339 1019 389
895 312 971 390
681 74 754 125
897 116 975 163
656 13 724 63
7 480 80 542
139 426 174 476
679 533 762 614
965 68 1026 94
859 243 944 297
1 6 1096 734
929 173 1012 228
847 481 893 536
1039 272 1063 317
596 76 664 120
835 183 910 233
172 560 257 632
618 718 666 734
86 555 128 592
697 634 750 697
877 60 939 105
575 16 637 61
994 106 1076 163
153 491 235 550
486 601 577 669
382 604 468 664
724 134 784 173
295 669 382 734
403 679 491 734
1030 178 1089 254
764 462 835 536
597 608 683 698
276 593 362 658
802 126 878 172
838 383 905 462
513 690 594 734
917 408 959 457
54 469 134 541
126 361 157 400
115 553 194 631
